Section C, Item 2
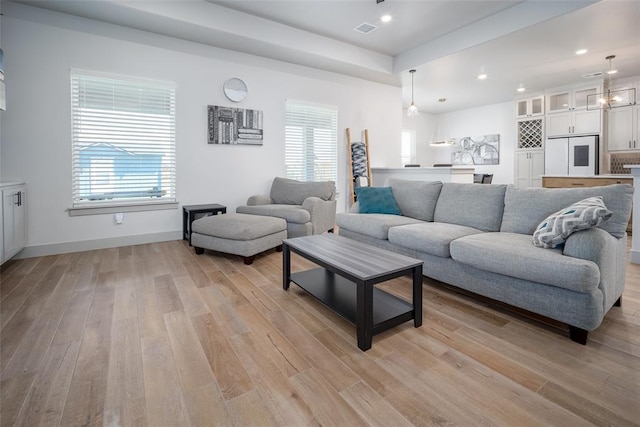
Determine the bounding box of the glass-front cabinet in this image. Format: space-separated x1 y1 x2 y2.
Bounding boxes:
516 96 544 119
547 86 600 113
545 84 602 137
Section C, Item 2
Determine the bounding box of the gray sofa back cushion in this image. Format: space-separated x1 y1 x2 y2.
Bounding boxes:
500 184 633 238
270 177 335 205
386 178 443 221
434 183 507 232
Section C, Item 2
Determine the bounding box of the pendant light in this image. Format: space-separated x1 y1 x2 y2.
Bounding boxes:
587 55 636 110
407 69 418 117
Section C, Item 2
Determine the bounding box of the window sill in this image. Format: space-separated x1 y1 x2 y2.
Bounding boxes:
68 201 179 216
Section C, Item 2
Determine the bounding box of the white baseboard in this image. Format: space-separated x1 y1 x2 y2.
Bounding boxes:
15 230 183 259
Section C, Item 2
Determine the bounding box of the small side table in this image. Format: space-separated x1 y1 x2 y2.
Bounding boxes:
183 204 227 245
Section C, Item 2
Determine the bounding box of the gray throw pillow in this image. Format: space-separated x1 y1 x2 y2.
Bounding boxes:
532 196 613 249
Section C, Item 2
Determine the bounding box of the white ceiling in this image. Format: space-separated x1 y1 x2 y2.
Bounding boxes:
10 0 640 114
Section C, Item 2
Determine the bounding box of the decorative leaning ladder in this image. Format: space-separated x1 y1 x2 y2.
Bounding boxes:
346 128 372 205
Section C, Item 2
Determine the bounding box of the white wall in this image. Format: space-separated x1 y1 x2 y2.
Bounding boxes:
0 4 402 256
406 102 516 183
402 110 437 167
437 101 516 184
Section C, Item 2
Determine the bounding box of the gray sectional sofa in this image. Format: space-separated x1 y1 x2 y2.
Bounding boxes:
336 178 633 344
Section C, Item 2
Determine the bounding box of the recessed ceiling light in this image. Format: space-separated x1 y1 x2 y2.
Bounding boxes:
576 49 588 55
477 74 487 80
380 14 392 23
517 87 526 92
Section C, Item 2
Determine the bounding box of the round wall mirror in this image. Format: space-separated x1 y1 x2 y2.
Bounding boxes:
223 78 248 102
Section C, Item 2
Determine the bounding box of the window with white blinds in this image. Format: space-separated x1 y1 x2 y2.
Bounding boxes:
71 72 176 208
285 101 338 182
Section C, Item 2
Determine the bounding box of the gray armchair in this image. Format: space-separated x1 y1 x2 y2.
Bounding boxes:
236 177 337 238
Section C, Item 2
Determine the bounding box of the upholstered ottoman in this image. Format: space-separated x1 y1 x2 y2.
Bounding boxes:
191 213 287 265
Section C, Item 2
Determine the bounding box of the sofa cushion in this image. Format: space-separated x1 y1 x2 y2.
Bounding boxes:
270 177 335 205
434 183 507 231
388 222 484 258
355 187 402 215
532 196 613 249
236 204 311 224
450 232 600 293
386 178 443 221
500 184 632 238
336 213 423 240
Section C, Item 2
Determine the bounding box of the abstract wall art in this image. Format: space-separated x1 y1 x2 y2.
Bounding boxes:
451 134 500 165
208 105 263 145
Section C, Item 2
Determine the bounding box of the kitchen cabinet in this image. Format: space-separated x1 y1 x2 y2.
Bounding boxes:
608 105 639 151
515 150 544 187
516 95 544 118
546 109 601 137
1 182 27 264
547 86 600 113
546 85 602 137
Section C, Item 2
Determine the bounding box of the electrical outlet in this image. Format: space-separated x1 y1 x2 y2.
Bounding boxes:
114 213 124 224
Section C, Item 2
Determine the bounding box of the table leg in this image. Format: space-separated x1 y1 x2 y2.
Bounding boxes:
413 265 423 327
183 210 188 242
356 281 373 351
188 212 196 246
283 243 291 290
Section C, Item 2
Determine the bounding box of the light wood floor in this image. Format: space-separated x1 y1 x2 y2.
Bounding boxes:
1 239 639 427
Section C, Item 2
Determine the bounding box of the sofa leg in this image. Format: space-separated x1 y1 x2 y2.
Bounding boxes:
569 326 588 345
275 245 283 252
614 297 622 307
243 255 255 265
194 247 204 255
328 228 334 233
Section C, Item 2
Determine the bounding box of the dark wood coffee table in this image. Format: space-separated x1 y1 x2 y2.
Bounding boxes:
283 234 423 351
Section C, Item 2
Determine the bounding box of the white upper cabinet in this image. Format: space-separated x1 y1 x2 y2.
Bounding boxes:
516 96 544 119
606 77 639 152
608 105 640 151
545 84 602 137
547 85 600 113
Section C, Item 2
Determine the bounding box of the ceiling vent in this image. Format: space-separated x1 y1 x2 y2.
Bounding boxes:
583 71 604 79
354 22 377 34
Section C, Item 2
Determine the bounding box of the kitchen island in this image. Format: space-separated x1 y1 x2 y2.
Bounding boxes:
542 175 632 188
370 167 474 187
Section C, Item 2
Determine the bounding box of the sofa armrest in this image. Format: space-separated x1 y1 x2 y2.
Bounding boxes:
246 195 272 206
302 197 337 234
563 228 626 309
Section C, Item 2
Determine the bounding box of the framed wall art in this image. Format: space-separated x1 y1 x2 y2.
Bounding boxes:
207 105 263 145
451 134 500 165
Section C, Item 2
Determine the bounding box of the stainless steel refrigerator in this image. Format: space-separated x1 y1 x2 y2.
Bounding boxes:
544 135 599 176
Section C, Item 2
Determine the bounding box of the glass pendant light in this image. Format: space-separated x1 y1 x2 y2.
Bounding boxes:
407 69 418 117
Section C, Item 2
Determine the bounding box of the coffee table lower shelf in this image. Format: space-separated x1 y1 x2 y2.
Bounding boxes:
290 268 415 336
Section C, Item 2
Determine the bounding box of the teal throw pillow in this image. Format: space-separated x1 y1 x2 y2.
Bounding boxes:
355 187 402 215
532 196 613 249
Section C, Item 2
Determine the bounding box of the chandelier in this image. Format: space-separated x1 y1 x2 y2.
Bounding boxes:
587 55 636 110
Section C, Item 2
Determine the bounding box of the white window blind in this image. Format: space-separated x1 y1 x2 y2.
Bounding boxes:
285 101 338 182
71 72 176 207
